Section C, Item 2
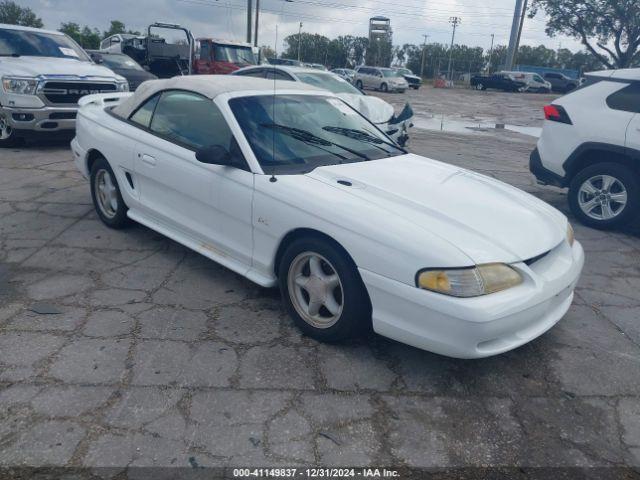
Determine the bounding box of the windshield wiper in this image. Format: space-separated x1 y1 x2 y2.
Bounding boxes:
260 123 370 161
322 126 406 154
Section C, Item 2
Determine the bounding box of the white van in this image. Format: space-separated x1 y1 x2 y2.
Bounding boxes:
500 71 551 93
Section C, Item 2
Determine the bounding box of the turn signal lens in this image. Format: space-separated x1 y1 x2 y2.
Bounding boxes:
417 263 523 297
567 223 575 246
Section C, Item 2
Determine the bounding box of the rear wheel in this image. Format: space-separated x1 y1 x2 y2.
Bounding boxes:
568 162 639 230
380 83 388 92
475 83 484 91
355 80 363 89
90 156 131 229
278 236 371 342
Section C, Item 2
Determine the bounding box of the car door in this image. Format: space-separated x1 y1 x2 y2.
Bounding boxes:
131 90 255 266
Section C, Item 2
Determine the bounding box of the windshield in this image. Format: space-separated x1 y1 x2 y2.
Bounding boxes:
214 44 257 65
229 94 405 174
382 69 401 78
295 72 362 96
397 68 412 75
0 28 90 60
100 54 144 71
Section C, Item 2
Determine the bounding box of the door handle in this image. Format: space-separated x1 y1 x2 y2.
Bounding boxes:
141 154 156 166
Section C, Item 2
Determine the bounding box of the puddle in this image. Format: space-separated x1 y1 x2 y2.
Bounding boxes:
412 114 541 138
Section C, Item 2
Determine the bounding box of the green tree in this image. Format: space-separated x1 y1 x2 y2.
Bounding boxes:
366 38 392 67
516 44 557 67
59 22 101 49
0 0 43 27
530 0 640 68
103 20 139 39
260 45 276 60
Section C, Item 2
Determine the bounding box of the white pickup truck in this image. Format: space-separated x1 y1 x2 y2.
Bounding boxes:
0 23 129 147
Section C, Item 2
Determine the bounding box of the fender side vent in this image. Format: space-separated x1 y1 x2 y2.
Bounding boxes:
337 180 352 186
125 172 135 189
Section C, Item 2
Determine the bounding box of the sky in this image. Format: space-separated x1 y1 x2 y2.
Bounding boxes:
21 0 584 54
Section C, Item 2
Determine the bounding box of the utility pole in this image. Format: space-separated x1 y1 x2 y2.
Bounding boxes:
447 17 460 81
246 0 252 44
297 22 303 61
513 0 528 67
420 34 429 78
253 0 260 47
505 0 525 70
487 33 495 73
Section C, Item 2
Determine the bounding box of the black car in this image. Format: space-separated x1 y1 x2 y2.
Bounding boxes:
470 73 526 92
542 72 578 93
87 50 157 91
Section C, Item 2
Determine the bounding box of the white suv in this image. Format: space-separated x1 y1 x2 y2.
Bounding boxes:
531 68 640 229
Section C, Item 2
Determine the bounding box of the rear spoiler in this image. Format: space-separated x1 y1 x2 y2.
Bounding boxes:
78 92 132 108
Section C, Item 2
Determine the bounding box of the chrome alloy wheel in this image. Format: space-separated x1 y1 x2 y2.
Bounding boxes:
94 168 119 219
287 252 344 329
578 174 628 221
0 115 12 140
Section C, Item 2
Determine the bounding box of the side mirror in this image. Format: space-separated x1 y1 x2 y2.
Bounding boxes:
195 145 235 166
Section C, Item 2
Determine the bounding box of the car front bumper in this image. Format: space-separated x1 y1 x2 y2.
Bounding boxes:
360 240 584 358
1 105 77 133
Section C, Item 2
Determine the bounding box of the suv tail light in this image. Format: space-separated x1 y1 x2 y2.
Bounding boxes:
543 104 572 124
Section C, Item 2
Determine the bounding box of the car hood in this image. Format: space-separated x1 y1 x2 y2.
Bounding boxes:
0 56 124 80
335 93 395 124
306 154 566 264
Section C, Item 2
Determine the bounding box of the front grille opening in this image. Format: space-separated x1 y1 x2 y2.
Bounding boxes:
524 250 550 266
42 82 117 104
40 122 58 129
49 112 76 120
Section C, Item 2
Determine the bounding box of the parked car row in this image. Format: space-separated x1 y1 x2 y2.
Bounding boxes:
471 71 580 93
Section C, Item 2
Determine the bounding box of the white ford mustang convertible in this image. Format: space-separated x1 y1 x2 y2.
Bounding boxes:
72 75 584 358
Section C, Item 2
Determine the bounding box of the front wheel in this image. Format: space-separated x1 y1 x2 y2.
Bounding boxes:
568 162 639 230
0 114 23 148
278 236 371 342
380 83 388 92
90 156 131 229
474 83 484 91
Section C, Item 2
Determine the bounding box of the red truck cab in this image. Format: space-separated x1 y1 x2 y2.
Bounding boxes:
194 39 258 74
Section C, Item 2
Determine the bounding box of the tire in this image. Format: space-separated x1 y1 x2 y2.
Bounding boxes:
355 80 363 90
278 236 371 342
380 83 388 92
89 156 131 229
475 83 484 91
568 162 639 230
0 114 23 148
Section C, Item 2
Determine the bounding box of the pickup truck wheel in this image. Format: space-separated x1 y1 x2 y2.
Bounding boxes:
0 115 22 148
90 156 131 229
279 237 371 342
475 83 484 91
568 162 639 230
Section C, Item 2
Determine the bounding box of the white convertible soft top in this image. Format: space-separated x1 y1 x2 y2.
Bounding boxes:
113 74 321 118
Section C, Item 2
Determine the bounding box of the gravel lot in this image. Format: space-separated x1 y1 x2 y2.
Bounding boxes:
0 85 639 476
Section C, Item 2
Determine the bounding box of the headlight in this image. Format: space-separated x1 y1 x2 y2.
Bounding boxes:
417 263 523 297
567 223 574 246
2 77 38 95
116 81 129 92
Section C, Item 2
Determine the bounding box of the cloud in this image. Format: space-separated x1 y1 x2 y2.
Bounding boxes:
22 0 583 51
